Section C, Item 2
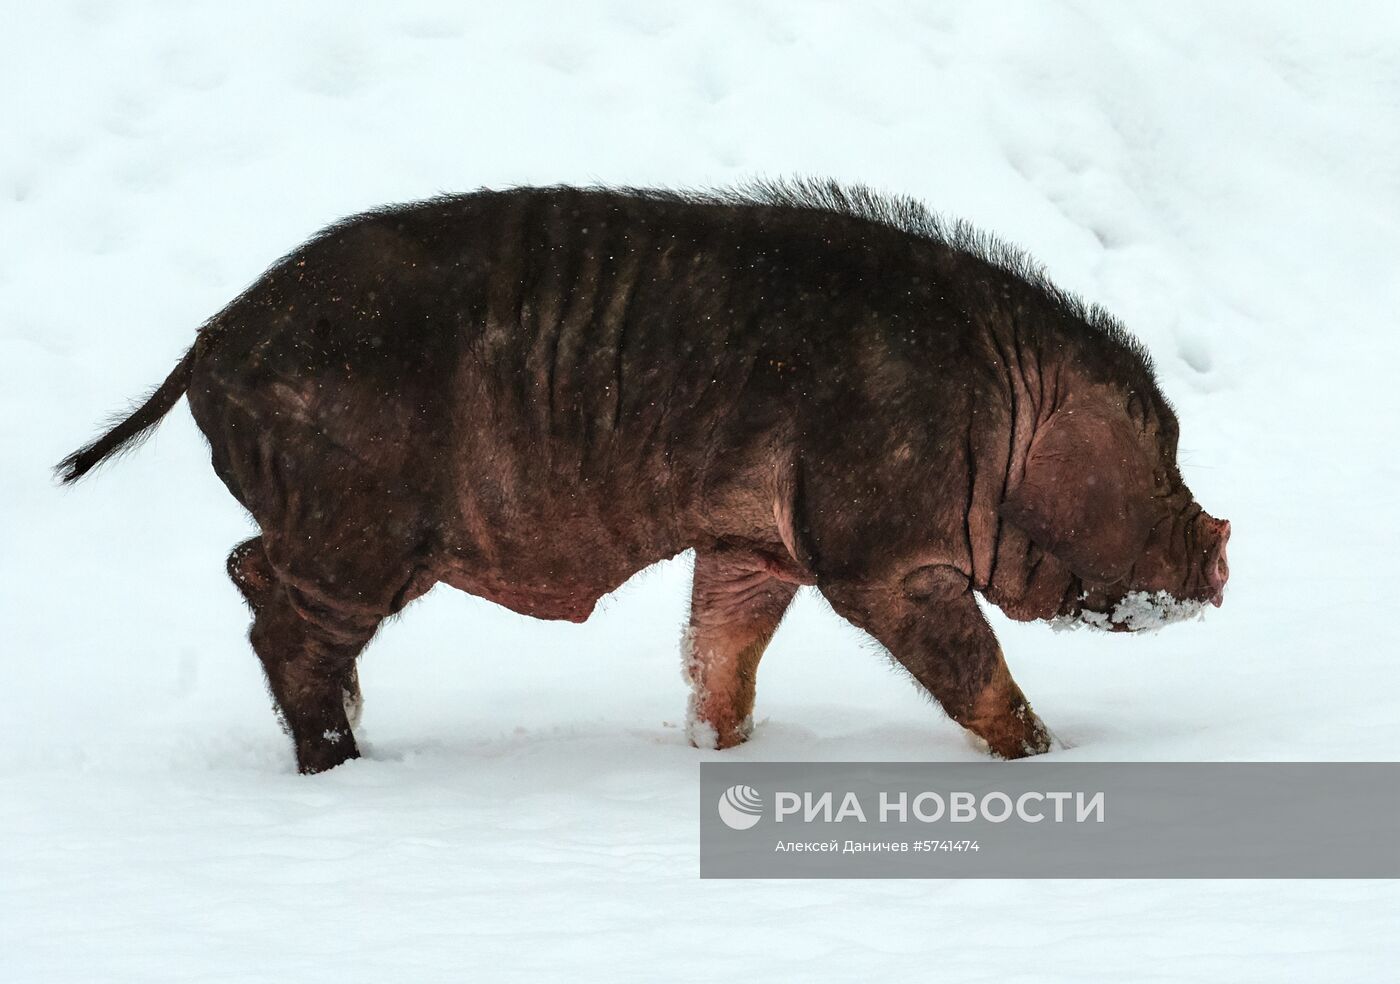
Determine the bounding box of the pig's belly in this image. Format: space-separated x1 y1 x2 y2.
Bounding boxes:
438 457 687 623
435 539 675 624
436 567 605 622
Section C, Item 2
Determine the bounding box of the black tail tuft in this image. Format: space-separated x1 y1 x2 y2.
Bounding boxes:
55 346 197 484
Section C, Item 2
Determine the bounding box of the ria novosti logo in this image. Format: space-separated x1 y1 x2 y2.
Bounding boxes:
717 784 764 830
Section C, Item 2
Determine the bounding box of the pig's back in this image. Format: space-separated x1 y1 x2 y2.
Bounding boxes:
189 186 969 617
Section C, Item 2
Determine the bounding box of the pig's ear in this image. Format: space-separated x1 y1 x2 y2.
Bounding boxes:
999 407 1155 584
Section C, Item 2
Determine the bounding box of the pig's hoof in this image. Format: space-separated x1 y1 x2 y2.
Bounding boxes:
968 710 1054 760
296 731 361 775
990 734 1052 760
686 713 753 750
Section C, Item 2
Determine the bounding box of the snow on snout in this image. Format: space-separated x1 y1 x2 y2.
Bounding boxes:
1052 591 1208 634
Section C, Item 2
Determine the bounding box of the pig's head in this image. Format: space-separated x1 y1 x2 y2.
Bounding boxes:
998 383 1230 632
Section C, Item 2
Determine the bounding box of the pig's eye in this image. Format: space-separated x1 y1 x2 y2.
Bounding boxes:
1152 465 1185 498
1162 423 1181 460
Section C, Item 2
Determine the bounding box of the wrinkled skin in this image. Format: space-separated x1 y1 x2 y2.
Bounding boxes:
60 183 1230 771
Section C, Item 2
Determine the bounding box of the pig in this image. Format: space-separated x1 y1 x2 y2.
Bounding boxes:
57 181 1230 773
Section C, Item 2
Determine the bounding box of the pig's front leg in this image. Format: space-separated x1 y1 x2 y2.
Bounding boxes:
683 547 800 749
820 567 1052 759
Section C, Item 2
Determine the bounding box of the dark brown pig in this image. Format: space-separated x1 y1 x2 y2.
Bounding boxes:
57 181 1230 772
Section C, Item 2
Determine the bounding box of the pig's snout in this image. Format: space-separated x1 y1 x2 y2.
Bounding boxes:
1203 517 1230 607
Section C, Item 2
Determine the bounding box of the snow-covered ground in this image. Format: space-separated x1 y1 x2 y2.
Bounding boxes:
4 2 1398 980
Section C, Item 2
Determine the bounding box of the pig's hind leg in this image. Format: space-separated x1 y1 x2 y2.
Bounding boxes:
683 547 799 749
227 535 404 774
820 568 1052 759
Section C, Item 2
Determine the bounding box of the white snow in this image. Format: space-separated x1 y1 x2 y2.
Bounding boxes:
4 2 1400 981
342 686 363 730
1051 590 1208 633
